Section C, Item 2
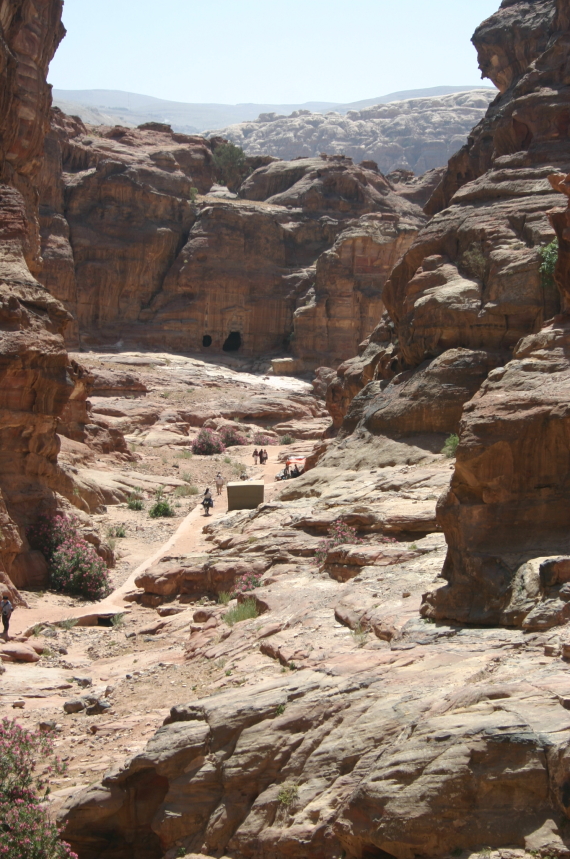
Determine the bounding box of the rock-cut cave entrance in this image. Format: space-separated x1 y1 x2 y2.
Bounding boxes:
202 335 212 347
223 331 242 352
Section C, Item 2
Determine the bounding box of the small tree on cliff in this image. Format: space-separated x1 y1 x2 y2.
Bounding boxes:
212 142 250 191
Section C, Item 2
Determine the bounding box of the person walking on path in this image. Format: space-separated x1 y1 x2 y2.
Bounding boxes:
260 449 267 465
1 595 13 638
202 487 214 516
215 472 224 496
253 448 259 465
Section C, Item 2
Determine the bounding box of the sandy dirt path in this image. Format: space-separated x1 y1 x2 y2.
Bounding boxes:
10 446 289 634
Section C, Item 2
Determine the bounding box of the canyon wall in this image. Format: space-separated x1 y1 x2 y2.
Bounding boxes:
327 0 565 428
0 0 77 588
58 4 570 859
323 0 570 632
39 128 426 365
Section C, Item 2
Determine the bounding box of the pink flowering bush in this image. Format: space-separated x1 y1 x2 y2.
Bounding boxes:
191 428 226 455
219 425 249 447
28 513 111 601
50 538 111 600
253 432 277 446
27 513 78 564
314 519 362 565
232 572 262 596
0 718 77 859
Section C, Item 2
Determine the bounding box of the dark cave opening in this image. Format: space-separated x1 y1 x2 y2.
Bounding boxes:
223 331 242 352
202 334 212 347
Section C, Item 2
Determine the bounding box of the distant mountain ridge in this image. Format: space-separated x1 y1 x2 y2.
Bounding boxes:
52 85 496 133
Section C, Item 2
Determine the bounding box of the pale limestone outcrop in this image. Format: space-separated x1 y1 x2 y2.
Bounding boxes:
214 89 496 175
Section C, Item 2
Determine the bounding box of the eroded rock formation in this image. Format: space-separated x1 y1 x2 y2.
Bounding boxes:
0 0 75 587
40 133 425 364
214 89 497 174
326 0 567 429
423 177 570 626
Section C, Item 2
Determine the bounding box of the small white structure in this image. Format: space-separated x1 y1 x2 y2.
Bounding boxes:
271 358 304 376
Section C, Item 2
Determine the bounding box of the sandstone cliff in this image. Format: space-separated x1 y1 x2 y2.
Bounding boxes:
212 89 497 175
39 129 426 365
327 0 566 428
322 0 570 634
0 0 77 588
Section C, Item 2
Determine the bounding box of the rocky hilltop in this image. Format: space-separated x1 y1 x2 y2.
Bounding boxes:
211 89 497 175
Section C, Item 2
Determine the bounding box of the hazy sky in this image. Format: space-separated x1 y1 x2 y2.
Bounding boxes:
49 0 501 104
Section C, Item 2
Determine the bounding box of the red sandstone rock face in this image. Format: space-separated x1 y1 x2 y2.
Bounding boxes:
146 158 422 364
292 214 419 367
39 132 424 364
418 0 570 626
0 0 77 586
424 317 570 626
327 0 567 429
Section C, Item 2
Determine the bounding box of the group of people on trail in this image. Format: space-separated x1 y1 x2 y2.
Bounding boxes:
1 595 13 638
203 447 269 515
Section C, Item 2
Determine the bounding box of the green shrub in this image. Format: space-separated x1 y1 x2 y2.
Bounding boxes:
127 495 143 511
538 238 559 289
460 243 486 281
232 572 262 596
27 512 78 562
218 591 231 605
57 618 78 631
212 141 250 189
219 425 248 447
352 623 368 648
178 450 193 460
28 513 111 600
280 434 294 445
149 499 175 518
277 782 299 806
253 432 277 445
107 524 126 538
191 427 226 455
223 598 259 626
442 433 460 458
189 185 198 204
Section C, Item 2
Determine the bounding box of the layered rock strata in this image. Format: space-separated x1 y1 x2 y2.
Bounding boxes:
62 425 570 859
326 0 567 429
0 0 78 587
38 134 425 364
423 171 570 627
